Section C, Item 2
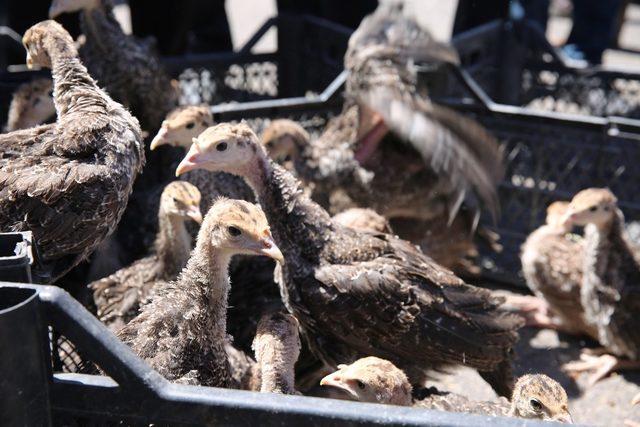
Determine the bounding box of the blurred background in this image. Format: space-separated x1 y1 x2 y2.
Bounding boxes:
3 0 640 68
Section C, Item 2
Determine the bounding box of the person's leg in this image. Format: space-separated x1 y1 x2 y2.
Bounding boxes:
566 0 622 64
522 0 550 34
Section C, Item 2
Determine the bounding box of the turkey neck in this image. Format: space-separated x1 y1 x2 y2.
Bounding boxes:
80 0 120 55
49 42 106 118
155 213 191 278
243 154 334 262
259 350 296 394
182 237 232 344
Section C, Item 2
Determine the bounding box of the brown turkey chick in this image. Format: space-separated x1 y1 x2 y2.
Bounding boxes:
176 123 522 397
562 188 640 385
0 20 144 283
520 201 597 337
321 357 573 423
90 181 202 331
118 198 283 387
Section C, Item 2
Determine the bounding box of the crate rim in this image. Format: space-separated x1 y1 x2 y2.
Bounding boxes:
0 282 560 426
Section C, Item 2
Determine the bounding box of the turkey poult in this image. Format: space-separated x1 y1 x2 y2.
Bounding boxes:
519 201 597 337
4 78 55 131
48 0 177 132
320 357 573 423
261 119 311 167
90 181 202 331
561 189 640 385
176 123 522 397
118 198 284 387
0 20 143 283
301 4 500 220
250 311 301 394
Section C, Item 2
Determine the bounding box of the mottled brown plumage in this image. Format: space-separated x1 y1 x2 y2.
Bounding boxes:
0 21 144 283
320 357 573 423
176 123 522 397
4 78 55 131
562 189 640 384
90 181 202 331
118 198 283 387
520 201 597 338
251 311 301 394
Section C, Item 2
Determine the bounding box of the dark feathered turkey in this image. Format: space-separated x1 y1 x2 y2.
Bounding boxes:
0 20 144 283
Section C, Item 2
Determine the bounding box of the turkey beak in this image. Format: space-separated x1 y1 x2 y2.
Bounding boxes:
552 412 573 424
26 52 34 69
258 236 284 264
176 143 206 176
560 211 574 228
150 126 170 150
320 373 358 400
186 206 203 224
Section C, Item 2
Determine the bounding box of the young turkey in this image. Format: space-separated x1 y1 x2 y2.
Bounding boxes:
561 188 640 385
4 78 55 131
320 357 573 423
176 123 522 397
0 20 144 283
289 2 503 252
90 181 202 331
519 201 597 337
118 198 283 387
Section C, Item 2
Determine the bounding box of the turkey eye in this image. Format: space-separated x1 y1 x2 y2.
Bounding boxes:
589 206 598 212
216 142 228 151
530 399 542 411
185 122 195 129
228 226 241 236
265 141 274 149
603 205 610 211
356 380 365 390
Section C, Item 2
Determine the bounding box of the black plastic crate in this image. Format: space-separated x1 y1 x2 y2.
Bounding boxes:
0 14 350 129
0 283 544 427
164 14 350 106
453 19 640 120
